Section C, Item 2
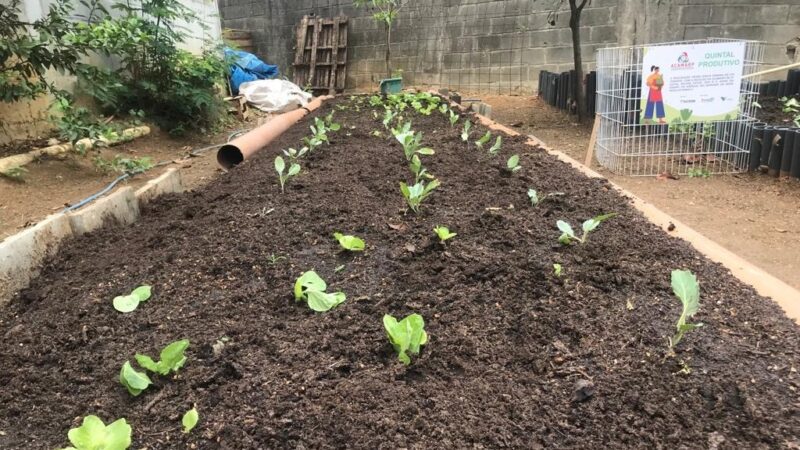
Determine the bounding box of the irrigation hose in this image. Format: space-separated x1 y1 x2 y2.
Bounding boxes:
61 128 253 213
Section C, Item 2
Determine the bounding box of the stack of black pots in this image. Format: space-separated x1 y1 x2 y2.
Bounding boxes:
749 123 800 179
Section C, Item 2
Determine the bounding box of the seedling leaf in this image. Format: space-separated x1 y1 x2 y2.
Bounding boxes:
433 226 457 243
507 154 520 172
333 232 366 251
669 269 703 349
383 313 428 365
135 339 190 376
130 285 151 302
488 136 502 155
182 407 199 434
65 415 132 450
294 270 327 301
112 285 152 313
119 361 151 396
306 290 347 312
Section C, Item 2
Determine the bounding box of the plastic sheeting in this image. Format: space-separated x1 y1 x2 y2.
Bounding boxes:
238 79 312 113
225 47 279 95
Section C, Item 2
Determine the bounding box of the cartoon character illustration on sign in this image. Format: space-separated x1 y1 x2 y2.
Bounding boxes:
643 65 666 124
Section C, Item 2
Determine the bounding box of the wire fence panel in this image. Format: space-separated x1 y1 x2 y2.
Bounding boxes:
594 38 764 176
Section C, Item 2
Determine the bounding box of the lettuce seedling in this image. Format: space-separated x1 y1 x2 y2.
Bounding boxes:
333 232 365 251
382 108 397 129
119 361 152 396
669 269 703 349
438 104 448 114
112 285 152 313
135 339 190 376
488 136 502 155
182 407 199 434
369 95 383 107
461 120 472 141
61 415 131 450
282 147 308 161
557 213 617 245
553 263 563 277
408 154 434 183
433 226 456 243
323 112 342 131
448 109 459 127
507 154 521 173
275 156 300 193
383 313 428 365
293 270 346 312
400 179 440 213
393 122 434 161
475 131 491 150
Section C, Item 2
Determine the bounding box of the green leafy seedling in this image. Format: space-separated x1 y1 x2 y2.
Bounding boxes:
438 104 448 115
333 232 365 251
282 147 308 161
383 313 428 365
393 122 434 161
399 179 440 214
475 131 491 150
182 407 199 434
448 109 459 127
61 415 132 450
557 213 617 245
408 154 434 183
323 112 341 131
528 189 564 207
119 361 152 396
553 263 563 277
488 136 502 155
507 154 521 173
135 339 190 376
275 156 300 193
461 119 472 142
112 285 152 313
293 270 346 312
669 269 703 349
433 226 456 244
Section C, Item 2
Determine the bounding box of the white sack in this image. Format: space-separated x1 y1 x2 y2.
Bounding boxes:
238 79 313 113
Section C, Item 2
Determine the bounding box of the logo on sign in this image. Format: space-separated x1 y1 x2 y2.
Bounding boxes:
671 52 694 70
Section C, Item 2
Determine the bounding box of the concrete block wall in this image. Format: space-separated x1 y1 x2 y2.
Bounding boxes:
219 0 800 93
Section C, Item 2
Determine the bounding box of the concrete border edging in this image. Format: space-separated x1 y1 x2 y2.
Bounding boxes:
474 113 800 323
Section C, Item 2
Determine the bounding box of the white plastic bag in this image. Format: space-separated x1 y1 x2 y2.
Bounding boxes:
238 79 312 113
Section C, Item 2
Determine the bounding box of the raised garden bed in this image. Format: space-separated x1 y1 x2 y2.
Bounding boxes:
0 95 799 449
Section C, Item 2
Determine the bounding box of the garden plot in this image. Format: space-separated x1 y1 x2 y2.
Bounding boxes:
0 94 798 449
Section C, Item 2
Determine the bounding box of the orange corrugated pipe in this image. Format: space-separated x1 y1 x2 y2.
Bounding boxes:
217 95 332 169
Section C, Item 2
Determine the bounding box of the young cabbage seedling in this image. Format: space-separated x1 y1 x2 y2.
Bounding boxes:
553 263 563 277
669 269 703 350
448 109 459 127
557 213 617 245
182 407 199 434
282 147 308 161
112 285 152 313
323 112 342 131
475 131 491 150
119 361 152 396
294 270 346 312
461 120 472 142
399 179 441 214
135 339 190 376
433 226 457 244
383 313 428 365
382 108 397 129
528 189 565 207
408 154 434 183
393 122 435 161
333 232 365 251
61 415 132 450
506 154 521 173
275 156 300 193
488 136 502 155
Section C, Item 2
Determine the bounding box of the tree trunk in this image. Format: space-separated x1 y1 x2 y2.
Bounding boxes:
385 22 392 78
569 0 587 121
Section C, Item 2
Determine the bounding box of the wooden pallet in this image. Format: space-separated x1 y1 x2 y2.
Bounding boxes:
292 16 348 94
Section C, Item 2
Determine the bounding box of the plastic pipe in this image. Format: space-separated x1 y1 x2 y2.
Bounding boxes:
767 128 786 177
749 123 765 172
761 127 775 167
216 96 332 169
780 129 795 177
791 129 800 179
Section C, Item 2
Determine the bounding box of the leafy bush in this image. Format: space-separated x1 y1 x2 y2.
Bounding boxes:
94 155 154 174
383 313 428 365
61 415 132 450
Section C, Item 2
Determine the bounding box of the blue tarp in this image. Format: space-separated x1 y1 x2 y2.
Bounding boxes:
225 47 279 95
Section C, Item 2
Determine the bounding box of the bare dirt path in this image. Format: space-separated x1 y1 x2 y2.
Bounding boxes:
484 94 800 291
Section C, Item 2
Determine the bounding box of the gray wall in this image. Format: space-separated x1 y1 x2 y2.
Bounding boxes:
218 0 800 93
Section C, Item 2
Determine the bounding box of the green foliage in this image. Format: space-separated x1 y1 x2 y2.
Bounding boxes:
119 361 152 396
94 155 154 174
282 147 308 162
52 96 117 144
553 263 563 277
448 109 459 127
333 232 365 251
382 108 397 129
668 108 694 133
393 122 434 161
275 156 300 193
687 167 710 178
369 95 383 107
293 270 346 312
60 415 132 450
323 112 341 131
408 154 433 183
461 120 472 142
528 188 564 207
488 136 502 155
779 96 800 127
399 179 440 213
383 313 428 365
475 131 491 150
433 226 456 243
182 407 199 434
135 339 189 376
669 269 703 349
506 154 521 173
112 285 152 313
1 166 28 182
557 213 617 245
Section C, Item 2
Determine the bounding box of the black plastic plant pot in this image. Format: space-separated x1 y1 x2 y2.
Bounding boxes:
767 80 779 96
761 126 775 167
758 82 768 96
749 123 766 172
777 81 787 97
788 69 800 96
792 129 800 179
781 129 796 177
767 128 786 177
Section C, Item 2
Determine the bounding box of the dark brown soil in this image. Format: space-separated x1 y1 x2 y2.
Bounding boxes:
1 96 799 449
0 134 57 158
757 94 800 127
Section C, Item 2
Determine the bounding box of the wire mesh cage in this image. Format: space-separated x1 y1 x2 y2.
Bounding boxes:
594 38 764 176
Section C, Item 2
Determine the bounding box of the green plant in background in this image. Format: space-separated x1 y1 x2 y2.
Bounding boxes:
119 361 152 396
52 96 117 145
383 313 428 365
333 232 365 251
506 154 521 173
393 122 434 161
274 156 300 193
1 166 28 182
382 108 397 129
283 147 308 162
527 189 564 207
687 167 710 178
400 179 440 213
112 285 152 313
294 270 346 312
475 131 492 151
553 263 563 277
369 95 383 107
60 415 132 450
667 108 694 134
182 407 199 434
779 96 800 127
353 0 406 77
448 109 459 127
461 120 472 142
557 213 617 245
94 155 154 174
323 112 342 131
438 104 448 114
488 136 502 155
669 269 703 350
433 226 456 244
135 339 190 375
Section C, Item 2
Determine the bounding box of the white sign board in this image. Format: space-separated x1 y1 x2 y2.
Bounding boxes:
640 42 745 124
